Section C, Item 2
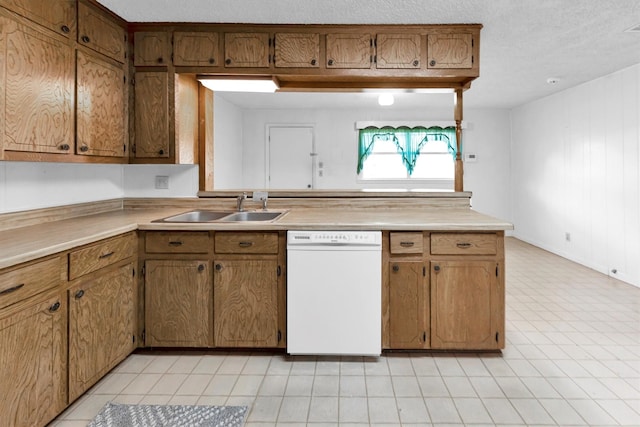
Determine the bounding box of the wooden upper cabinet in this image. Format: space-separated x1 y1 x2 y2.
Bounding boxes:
0 0 76 38
0 17 74 155
76 50 126 157
173 31 220 66
224 32 270 68
376 33 421 69
326 33 371 68
427 33 473 69
77 2 126 63
274 33 319 68
134 71 169 158
134 31 170 66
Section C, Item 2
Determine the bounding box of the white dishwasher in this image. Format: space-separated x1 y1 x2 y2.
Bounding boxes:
287 230 381 356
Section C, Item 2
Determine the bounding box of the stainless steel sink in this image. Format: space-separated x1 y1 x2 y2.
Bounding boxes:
219 211 285 222
155 210 232 222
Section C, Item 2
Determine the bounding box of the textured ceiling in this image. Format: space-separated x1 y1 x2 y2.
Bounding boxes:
97 0 640 110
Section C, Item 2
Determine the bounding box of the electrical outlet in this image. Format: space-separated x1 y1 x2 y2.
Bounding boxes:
565 232 571 242
155 175 169 189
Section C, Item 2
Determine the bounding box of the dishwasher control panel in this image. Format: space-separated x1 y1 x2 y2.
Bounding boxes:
287 231 381 245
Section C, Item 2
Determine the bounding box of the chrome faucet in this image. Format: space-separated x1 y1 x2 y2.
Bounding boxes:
236 192 248 212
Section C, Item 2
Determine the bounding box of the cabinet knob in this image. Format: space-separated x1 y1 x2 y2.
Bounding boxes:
158 149 165 155
311 59 317 65
392 265 399 272
157 57 164 63
225 58 231 65
61 25 70 34
49 301 61 312
413 59 419 67
215 263 222 271
198 264 205 272
75 290 85 299
429 59 436 67
209 58 215 64
434 265 440 272
327 59 334 66
80 145 89 152
81 35 90 43
59 144 70 151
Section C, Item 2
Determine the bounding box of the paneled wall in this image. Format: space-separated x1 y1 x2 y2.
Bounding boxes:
511 64 639 287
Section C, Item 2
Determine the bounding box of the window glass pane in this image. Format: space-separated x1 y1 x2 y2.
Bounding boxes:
361 153 407 179
370 137 397 153
420 140 450 154
412 153 454 178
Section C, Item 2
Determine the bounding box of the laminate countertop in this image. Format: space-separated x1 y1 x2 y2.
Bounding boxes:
0 207 513 270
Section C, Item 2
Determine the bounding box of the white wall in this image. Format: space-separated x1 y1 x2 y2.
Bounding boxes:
123 165 199 198
238 106 512 220
213 93 244 188
511 64 640 287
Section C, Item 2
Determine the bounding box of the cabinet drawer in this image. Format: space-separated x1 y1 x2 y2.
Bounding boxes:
390 232 424 254
145 232 210 254
215 232 278 254
0 257 63 310
431 233 497 255
69 233 136 280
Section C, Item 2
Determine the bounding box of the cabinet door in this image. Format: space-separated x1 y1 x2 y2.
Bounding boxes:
173 31 220 66
427 33 473 69
224 32 270 68
430 260 501 349
0 17 74 155
134 71 169 158
326 33 371 68
145 260 212 347
76 50 126 157
376 33 421 69
77 1 126 63
389 261 428 349
274 33 319 68
134 31 170 66
0 0 76 38
214 259 278 347
68 263 135 402
0 292 66 427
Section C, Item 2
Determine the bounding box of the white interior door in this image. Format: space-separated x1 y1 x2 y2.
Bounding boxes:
268 126 314 189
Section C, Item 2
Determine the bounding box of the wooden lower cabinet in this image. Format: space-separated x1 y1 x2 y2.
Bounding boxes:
144 259 213 347
430 260 503 350
388 261 428 349
0 291 67 427
213 259 279 347
68 263 136 402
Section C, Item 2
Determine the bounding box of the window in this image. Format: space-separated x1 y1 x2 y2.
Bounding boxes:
357 126 457 181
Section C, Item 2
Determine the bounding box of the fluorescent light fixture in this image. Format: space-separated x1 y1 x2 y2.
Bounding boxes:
198 76 278 93
378 93 394 106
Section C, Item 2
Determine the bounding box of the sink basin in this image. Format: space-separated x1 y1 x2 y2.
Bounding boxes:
219 211 285 222
155 210 232 223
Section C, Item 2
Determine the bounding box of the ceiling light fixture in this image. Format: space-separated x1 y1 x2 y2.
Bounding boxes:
198 76 279 93
378 93 394 106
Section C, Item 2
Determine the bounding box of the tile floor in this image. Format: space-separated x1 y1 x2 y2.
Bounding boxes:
50 238 640 426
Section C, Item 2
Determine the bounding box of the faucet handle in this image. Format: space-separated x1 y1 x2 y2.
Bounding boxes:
253 191 269 210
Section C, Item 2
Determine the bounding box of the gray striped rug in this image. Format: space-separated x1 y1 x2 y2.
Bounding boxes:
88 403 247 427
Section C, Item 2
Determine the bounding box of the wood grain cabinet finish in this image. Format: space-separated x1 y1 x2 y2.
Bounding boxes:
0 0 76 38
144 260 213 347
134 71 169 158
214 259 278 347
390 232 424 254
214 232 279 254
134 31 170 66
76 50 126 157
69 232 136 280
427 33 473 69
274 33 319 68
224 32 270 68
325 33 372 68
431 232 497 255
430 260 502 349
376 33 421 69
389 261 428 349
0 291 67 427
0 17 74 155
68 263 136 401
77 1 126 63
173 31 220 66
145 231 211 254
0 256 64 310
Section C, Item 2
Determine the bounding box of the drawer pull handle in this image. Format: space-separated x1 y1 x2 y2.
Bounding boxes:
49 301 61 312
99 251 114 259
75 290 85 299
400 241 415 247
168 241 183 246
456 242 472 248
0 283 24 296
238 241 253 248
